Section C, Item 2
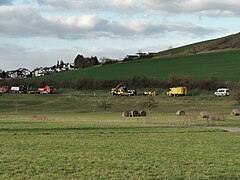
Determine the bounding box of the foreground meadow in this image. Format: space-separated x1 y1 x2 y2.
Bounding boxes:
0 93 240 179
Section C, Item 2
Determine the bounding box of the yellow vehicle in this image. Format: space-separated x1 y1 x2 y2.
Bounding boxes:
111 83 136 96
143 91 156 96
167 87 187 96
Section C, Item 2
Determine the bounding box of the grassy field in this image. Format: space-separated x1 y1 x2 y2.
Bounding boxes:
0 92 240 126
2 126 240 179
29 50 240 82
1 93 240 179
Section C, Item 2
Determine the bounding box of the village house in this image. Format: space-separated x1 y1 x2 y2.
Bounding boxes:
7 68 31 79
32 61 75 77
55 62 75 72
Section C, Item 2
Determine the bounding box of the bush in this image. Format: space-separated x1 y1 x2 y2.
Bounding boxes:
139 97 158 112
234 92 240 104
98 97 112 111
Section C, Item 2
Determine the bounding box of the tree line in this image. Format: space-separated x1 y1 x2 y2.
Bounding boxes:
1 75 240 92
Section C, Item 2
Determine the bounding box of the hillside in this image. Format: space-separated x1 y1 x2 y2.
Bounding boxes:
26 32 240 82
31 50 240 82
152 32 240 58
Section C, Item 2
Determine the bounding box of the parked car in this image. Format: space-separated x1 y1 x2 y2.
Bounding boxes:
214 88 230 97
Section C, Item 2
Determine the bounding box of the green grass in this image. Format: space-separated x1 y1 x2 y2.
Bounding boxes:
1 124 240 179
29 50 240 82
1 93 240 179
0 92 239 126
153 32 240 58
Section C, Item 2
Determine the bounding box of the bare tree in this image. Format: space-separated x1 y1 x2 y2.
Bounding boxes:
140 97 158 112
234 92 240 104
98 97 112 111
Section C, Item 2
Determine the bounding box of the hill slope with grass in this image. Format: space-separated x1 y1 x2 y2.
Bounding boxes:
152 32 240 58
31 50 240 82
25 32 240 82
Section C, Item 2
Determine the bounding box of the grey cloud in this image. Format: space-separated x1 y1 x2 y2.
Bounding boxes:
37 0 69 10
0 7 53 37
37 0 140 14
0 6 219 40
0 0 13 5
143 0 240 17
37 0 240 17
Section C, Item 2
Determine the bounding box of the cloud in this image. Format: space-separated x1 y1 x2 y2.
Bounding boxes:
0 6 51 37
142 0 240 17
0 0 13 5
37 0 139 14
36 0 240 17
0 6 218 40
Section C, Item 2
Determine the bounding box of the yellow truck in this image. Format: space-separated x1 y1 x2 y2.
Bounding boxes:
167 87 187 96
111 83 136 96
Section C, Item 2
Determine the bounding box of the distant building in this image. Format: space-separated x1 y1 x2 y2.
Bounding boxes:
124 52 154 61
32 61 75 77
32 67 45 77
136 52 149 57
7 68 31 79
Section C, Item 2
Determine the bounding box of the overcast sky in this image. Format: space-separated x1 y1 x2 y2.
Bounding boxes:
0 0 240 70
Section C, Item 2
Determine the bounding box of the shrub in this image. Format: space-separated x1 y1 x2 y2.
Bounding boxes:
139 97 158 112
234 92 240 104
98 97 112 111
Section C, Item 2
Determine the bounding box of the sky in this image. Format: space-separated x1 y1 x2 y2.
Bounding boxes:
0 0 240 71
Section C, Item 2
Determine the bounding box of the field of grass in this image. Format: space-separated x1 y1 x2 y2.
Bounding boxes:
1 92 240 179
30 50 240 82
2 126 240 179
0 92 240 125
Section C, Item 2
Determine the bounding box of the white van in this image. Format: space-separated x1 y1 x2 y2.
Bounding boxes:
214 88 230 97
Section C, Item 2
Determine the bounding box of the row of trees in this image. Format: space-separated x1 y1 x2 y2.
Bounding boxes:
74 54 99 69
1 75 240 92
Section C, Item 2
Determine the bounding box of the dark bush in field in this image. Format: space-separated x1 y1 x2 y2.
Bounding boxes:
98 97 112 111
197 77 222 91
126 76 166 89
0 78 24 87
168 75 228 91
168 74 195 88
139 97 158 111
234 93 240 104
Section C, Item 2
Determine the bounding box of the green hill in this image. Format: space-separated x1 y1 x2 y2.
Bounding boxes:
26 32 240 82
32 50 240 82
152 32 240 58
